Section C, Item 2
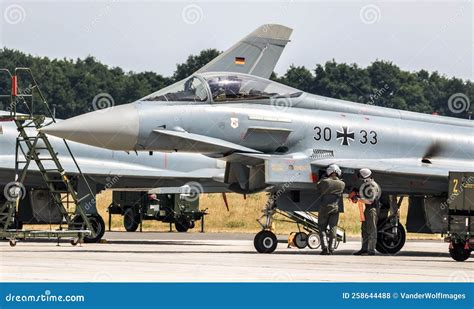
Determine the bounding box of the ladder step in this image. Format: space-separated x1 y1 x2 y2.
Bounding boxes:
45 179 64 183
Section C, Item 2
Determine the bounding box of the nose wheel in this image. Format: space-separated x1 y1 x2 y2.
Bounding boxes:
254 230 278 253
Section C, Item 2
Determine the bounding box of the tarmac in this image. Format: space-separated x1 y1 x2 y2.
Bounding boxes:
0 232 472 282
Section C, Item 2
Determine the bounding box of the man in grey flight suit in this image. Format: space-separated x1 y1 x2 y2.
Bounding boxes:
353 168 381 256
317 164 345 255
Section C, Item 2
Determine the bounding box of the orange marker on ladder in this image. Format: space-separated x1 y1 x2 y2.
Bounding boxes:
11 75 18 97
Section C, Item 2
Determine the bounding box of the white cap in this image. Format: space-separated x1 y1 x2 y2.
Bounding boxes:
326 164 342 177
359 168 372 179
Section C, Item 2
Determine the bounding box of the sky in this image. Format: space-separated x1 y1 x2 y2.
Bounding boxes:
0 0 472 80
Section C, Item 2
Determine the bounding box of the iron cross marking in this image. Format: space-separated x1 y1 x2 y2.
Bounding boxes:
336 126 355 146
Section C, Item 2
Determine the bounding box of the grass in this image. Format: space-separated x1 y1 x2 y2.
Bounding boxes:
95 191 440 239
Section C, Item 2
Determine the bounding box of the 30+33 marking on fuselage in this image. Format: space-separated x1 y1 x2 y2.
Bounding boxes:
313 126 378 146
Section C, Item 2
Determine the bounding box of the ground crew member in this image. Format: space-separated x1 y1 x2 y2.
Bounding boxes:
352 168 381 256
316 164 345 255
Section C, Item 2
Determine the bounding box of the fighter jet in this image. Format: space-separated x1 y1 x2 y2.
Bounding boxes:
42 24 474 260
1 24 293 242
0 111 229 241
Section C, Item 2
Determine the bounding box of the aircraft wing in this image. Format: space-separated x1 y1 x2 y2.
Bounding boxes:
196 24 293 79
310 158 474 178
152 129 261 155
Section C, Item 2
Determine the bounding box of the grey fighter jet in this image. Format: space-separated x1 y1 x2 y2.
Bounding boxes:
1 24 293 242
43 24 474 260
0 112 228 241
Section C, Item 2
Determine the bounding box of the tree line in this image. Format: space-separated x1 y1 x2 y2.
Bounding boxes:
0 48 471 119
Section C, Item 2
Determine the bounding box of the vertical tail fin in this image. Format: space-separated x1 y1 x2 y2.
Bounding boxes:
196 24 293 79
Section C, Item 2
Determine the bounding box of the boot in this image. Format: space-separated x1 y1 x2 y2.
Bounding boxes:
367 239 377 256
320 231 329 250
329 238 337 254
320 248 331 255
353 249 368 255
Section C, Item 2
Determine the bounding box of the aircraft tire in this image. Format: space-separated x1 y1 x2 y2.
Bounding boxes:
254 230 277 253
376 222 406 254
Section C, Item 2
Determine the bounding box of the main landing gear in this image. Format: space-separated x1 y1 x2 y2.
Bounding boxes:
376 196 406 254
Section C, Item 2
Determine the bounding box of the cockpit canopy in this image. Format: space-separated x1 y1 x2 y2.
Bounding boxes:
141 72 302 103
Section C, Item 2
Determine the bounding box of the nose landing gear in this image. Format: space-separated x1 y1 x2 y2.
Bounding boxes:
254 196 278 253
254 230 278 253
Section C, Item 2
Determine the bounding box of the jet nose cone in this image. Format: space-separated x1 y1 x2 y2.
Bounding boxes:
41 103 139 150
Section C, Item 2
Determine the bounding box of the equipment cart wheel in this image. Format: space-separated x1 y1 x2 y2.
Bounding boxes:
294 232 308 249
72 214 106 243
9 239 16 247
175 220 191 232
449 243 471 262
254 230 278 253
307 233 321 249
123 207 140 232
70 238 79 246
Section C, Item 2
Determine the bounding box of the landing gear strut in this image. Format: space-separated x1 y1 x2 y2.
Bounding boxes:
254 195 278 253
376 196 406 254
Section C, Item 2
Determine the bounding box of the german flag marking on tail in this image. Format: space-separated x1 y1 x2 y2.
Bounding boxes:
234 57 245 65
